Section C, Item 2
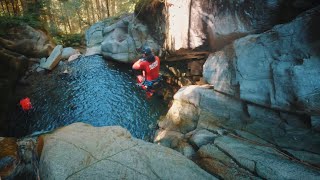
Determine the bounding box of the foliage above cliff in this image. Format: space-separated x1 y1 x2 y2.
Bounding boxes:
0 0 143 46
0 0 140 35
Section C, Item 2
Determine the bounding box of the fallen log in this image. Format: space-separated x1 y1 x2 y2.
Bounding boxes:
164 51 210 62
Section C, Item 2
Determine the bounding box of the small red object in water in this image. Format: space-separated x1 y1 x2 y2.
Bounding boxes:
20 97 32 111
146 91 154 98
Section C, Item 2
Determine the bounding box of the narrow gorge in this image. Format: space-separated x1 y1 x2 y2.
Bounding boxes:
1 0 320 179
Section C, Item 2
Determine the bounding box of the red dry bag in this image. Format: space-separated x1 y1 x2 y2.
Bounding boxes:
20 97 32 111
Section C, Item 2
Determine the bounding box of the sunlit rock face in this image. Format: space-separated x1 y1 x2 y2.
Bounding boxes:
85 21 105 48
86 15 159 63
140 0 319 52
156 6 320 178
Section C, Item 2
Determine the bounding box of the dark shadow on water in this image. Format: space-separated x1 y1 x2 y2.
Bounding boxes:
306 8 320 56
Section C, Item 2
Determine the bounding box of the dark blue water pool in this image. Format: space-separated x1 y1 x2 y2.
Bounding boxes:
10 55 168 140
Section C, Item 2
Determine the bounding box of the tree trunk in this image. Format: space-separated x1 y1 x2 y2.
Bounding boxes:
66 12 72 33
76 11 83 31
85 2 91 25
112 0 116 16
188 0 193 49
4 0 11 16
19 0 26 15
89 0 96 23
0 1 6 14
58 1 68 33
100 0 106 18
105 0 110 17
9 0 17 15
95 0 101 20
99 0 104 19
15 0 22 15
47 4 56 31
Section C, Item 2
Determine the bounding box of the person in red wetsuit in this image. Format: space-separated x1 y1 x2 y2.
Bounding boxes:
132 47 161 96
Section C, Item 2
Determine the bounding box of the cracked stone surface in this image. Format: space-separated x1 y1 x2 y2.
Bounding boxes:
39 123 214 180
196 143 260 180
214 135 320 179
203 5 320 114
156 84 320 179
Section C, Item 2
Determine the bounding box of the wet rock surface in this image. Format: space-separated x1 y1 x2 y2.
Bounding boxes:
0 137 39 179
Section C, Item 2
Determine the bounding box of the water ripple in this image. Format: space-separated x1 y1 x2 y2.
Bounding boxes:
10 55 167 140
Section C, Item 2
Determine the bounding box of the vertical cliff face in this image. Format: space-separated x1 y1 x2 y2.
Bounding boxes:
137 0 320 53
153 2 320 178
0 25 54 136
0 49 28 136
135 0 167 54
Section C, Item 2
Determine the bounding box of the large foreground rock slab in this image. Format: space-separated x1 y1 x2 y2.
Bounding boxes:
39 123 214 180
